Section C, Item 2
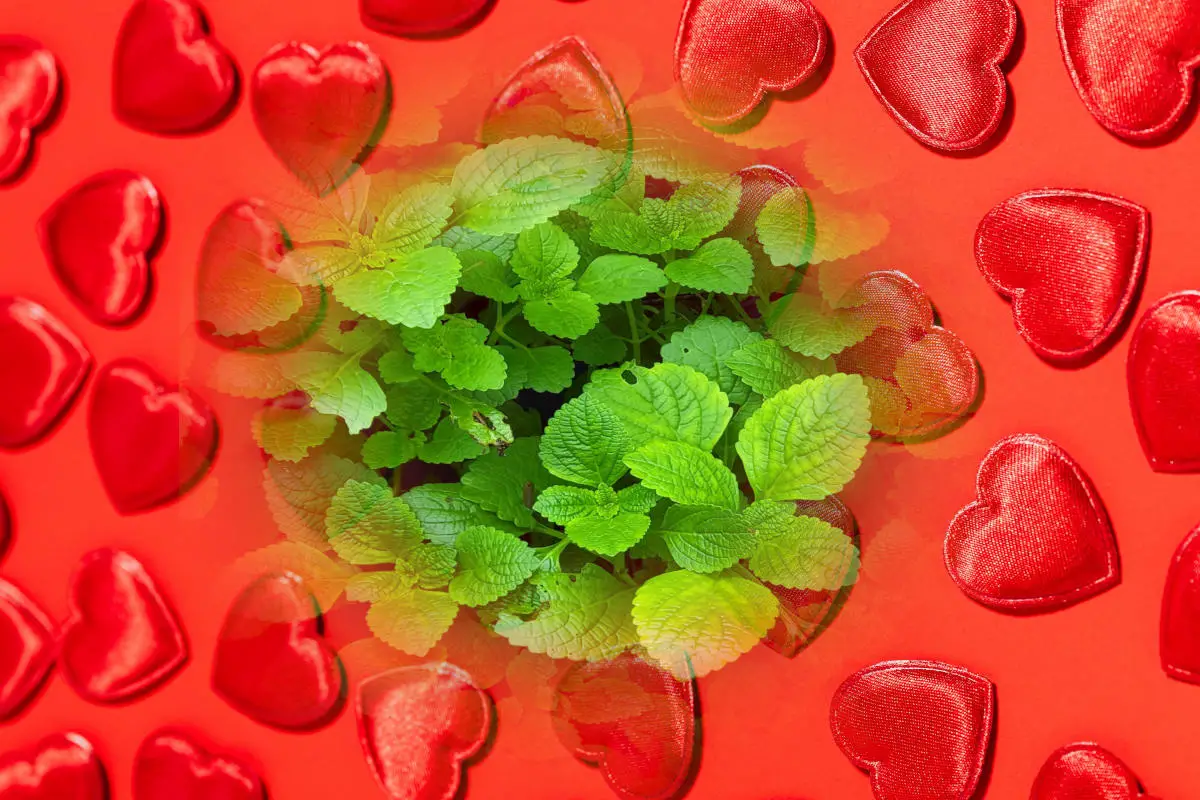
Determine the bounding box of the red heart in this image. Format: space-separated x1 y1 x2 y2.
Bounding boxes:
856 0 1017 151
133 728 265 800
674 0 829 125
1161 523 1200 683
0 733 107 800
945 433 1119 611
552 652 695 800
39 170 162 327
830 659 995 800
0 37 58 183
1058 0 1200 141
0 296 91 449
113 0 239 134
0 490 8 558
360 0 493 37
213 572 345 730
1031 743 1158 799
976 189 1149 364
59 548 187 704
1128 292 1200 472
88 359 218 514
251 42 389 196
0 579 54 721
358 663 491 800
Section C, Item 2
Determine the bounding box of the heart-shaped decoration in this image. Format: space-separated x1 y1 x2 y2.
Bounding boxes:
251 42 389 196
552 652 696 800
358 663 491 800
360 0 493 37
1031 743 1157 799
39 170 162 326
976 189 1149 364
0 579 55 720
59 548 187 704
830 659 995 800
856 0 1017 151
0 490 9 558
0 37 58 183
113 0 239 134
1128 292 1200 472
675 0 829 125
1058 0 1200 140
213 572 345 730
133 728 265 800
0 733 107 799
1161 524 1200 683
88 359 218 513
945 433 1119 611
0 297 91 450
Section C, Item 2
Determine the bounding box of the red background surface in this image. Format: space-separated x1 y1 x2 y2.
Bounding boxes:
3 0 1200 797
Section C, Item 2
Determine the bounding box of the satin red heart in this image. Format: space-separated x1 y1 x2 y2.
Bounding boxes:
1128 292 1200 472
113 0 239 134
830 659 995 800
133 728 265 800
213 572 345 730
0 733 107 800
976 189 1149 364
945 433 1119 612
39 170 162 327
1031 743 1158 799
0 579 55 721
1057 0 1200 141
0 491 8 558
0 37 58 183
856 0 1017 152
88 359 218 514
1161 523 1200 684
358 663 491 800
675 0 829 125
251 42 389 195
0 296 91 450
551 652 696 800
360 0 493 37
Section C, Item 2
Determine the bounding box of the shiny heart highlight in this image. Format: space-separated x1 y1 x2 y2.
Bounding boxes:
0 579 55 720
360 0 493 37
0 37 58 183
1031 743 1157 799
0 733 107 799
133 728 265 800
1128 292 1200 472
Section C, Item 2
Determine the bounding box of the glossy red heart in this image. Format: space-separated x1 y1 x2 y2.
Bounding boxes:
675 0 828 125
1161 523 1200 684
59 548 187 704
1058 0 1200 141
0 296 91 449
1128 292 1200 472
830 659 995 800
358 663 491 800
0 579 55 720
1031 743 1158 799
113 0 239 134
39 170 162 326
88 359 218 514
945 433 1119 611
0 491 8 558
552 652 696 800
213 572 345 730
0 37 58 183
133 728 265 800
0 733 107 799
360 0 493 37
251 42 389 195
976 189 1149 364
856 0 1017 151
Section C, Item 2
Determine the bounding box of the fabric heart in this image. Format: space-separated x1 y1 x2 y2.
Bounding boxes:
856 0 1017 151
675 0 829 125
830 659 995 800
251 42 389 195
1161 523 1200 683
1031 743 1158 799
39 170 162 326
213 572 345 730
0 37 58 183
113 0 239 134
358 663 491 800
0 491 8 558
0 733 107 799
945 433 1119 611
88 359 218 514
59 548 187 703
1128 292 1200 472
133 728 265 800
976 189 1149 364
551 652 696 800
360 0 493 37
0 579 55 720
0 296 91 449
1058 0 1200 140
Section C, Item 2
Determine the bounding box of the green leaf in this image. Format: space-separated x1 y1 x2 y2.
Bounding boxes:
617 484 660 515
522 287 600 339
367 587 459 656
744 502 858 590
664 238 753 294
625 440 741 511
251 405 337 463
452 136 612 234
511 223 579 287
503 346 575 393
459 250 518 302
385 382 442 431
573 324 627 366
450 526 540 606
275 242 361 287
403 317 507 391
656 504 755 573
566 513 651 556
736 374 871 501
632 569 778 678
726 338 832 398
347 567 413 602
666 175 743 249
264 455 386 549
586 363 731 450
361 430 419 469
576 255 667 304
281 351 385 434
661 317 762 405
410 544 458 590
401 484 521 545
421 418 488 464
767 294 872 359
373 182 455 255
587 205 675 255
432 226 517 261
325 480 424 565
533 485 599 525
378 349 421 384
460 438 555 528
756 187 815 267
540 393 630 486
335 247 461 328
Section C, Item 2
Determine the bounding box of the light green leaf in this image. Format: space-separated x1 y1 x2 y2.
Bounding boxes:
661 317 762 405
432 226 517 261
656 505 755 573
664 238 753 294
421 418 487 464
617 484 660 515
744 503 858 590
401 484 521 545
523 288 600 339
335 247 460 328
587 205 675 255
264 455 386 549
573 324 627 366
410 544 458 590
347 567 413 603
450 526 540 606
385 382 442 431
533 485 599 525
361 430 419 469
373 182 455 255
325 480 424 565
459 249 518 302
566 513 651 556
767 294 872 359
403 317 507 391
460 438 554 528
275 242 361 287
511 223 579 286
540 393 629 486
666 175 743 249
576 255 667 304
281 351 385 434
625 440 741 511
251 405 336 463
367 587 459 656
585 363 731 450
756 187 815 267
727 338 832 398
378 349 421 384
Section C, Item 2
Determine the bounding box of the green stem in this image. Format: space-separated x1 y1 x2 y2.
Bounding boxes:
625 301 642 362
488 304 522 345
664 282 680 324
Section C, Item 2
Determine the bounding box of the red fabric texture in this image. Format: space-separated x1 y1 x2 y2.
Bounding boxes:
359 0 493 38
1031 743 1157 799
0 579 54 721
0 36 57 183
0 733 106 800
133 728 265 800
1160 524 1200 684
1127 291 1200 472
